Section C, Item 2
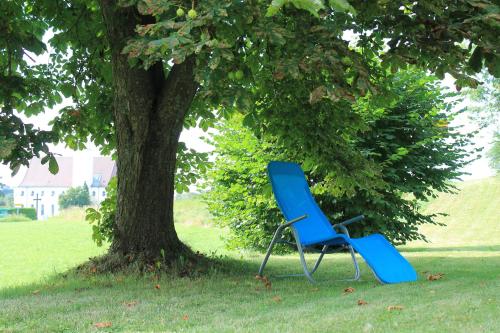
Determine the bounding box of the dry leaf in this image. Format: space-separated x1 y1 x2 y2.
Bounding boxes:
255 275 263 281
94 322 112 328
357 299 368 306
182 314 189 321
272 296 282 303
32 290 40 295
426 273 444 281
387 305 404 311
90 267 97 273
154 284 161 289
310 287 320 292
343 287 355 294
124 301 138 308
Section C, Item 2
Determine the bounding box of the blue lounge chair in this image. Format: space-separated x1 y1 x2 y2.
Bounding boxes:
258 161 417 284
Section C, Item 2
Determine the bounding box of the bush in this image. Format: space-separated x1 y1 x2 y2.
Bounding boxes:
3 208 37 220
86 177 116 246
205 70 476 252
59 184 91 209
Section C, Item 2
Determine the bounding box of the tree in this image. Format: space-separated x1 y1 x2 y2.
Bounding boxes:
205 69 476 251
466 72 500 171
59 183 91 209
1 0 498 269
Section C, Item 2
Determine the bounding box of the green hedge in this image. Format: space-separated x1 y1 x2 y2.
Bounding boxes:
6 208 37 220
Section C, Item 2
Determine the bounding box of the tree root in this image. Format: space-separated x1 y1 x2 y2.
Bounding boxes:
76 244 216 278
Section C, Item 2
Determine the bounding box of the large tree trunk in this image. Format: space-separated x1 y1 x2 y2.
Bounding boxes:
99 1 197 263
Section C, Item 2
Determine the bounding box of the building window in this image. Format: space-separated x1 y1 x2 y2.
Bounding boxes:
102 191 106 197
51 191 55 196
51 204 55 216
92 191 96 197
41 191 44 196
21 191 24 196
31 204 34 208
41 204 45 216
31 191 34 196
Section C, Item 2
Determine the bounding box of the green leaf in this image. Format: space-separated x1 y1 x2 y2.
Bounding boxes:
267 0 287 17
329 0 356 14
48 156 59 174
468 47 483 73
267 0 325 17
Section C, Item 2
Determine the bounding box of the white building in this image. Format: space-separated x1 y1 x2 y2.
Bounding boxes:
13 156 115 220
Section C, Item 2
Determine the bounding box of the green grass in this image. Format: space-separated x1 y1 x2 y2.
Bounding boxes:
0 179 499 332
0 215 32 223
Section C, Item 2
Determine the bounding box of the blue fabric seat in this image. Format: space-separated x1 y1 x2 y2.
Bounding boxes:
258 161 417 284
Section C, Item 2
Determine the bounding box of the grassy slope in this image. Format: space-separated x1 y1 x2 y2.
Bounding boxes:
0 179 499 332
411 175 500 248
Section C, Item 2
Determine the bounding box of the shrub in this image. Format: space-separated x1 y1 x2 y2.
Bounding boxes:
59 184 91 209
3 208 37 220
204 70 477 252
86 177 116 246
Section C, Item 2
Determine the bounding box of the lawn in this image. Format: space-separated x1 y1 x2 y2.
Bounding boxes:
0 178 499 332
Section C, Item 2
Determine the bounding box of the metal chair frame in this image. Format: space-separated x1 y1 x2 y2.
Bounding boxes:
258 214 367 283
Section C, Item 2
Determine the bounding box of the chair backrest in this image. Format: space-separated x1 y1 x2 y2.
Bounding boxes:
267 161 337 246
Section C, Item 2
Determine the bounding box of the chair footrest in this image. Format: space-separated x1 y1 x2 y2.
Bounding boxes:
349 234 417 284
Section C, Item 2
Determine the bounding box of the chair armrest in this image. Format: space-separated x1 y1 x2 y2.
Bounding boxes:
338 215 365 227
333 215 364 237
281 214 308 229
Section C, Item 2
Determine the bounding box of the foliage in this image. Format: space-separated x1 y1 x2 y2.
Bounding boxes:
0 183 13 207
205 70 476 251
1 0 499 258
466 72 500 171
58 184 91 209
86 177 117 246
1 0 498 173
487 134 500 171
1 207 38 220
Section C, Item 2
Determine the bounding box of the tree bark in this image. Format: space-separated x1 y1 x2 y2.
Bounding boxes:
99 1 198 262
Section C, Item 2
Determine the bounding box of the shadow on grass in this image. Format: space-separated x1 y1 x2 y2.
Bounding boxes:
1 251 499 299
401 244 500 252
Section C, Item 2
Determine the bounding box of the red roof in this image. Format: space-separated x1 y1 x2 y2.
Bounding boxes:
19 157 73 187
91 157 116 187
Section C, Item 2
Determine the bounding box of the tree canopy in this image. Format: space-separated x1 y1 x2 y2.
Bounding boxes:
1 0 499 268
205 69 476 251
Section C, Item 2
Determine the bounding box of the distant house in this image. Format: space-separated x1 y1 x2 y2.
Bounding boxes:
13 156 115 220
89 157 117 204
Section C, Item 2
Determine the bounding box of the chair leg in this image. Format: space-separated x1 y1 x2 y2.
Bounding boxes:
296 239 316 283
258 227 283 276
348 245 361 281
310 245 328 274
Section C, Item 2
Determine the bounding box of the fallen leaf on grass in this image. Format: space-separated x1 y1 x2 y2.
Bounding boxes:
255 275 272 290
32 290 40 295
357 299 368 306
94 322 112 328
90 267 97 273
426 273 444 281
343 287 355 294
272 296 282 303
182 315 189 321
310 287 320 292
124 301 138 308
154 284 161 289
387 305 404 311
